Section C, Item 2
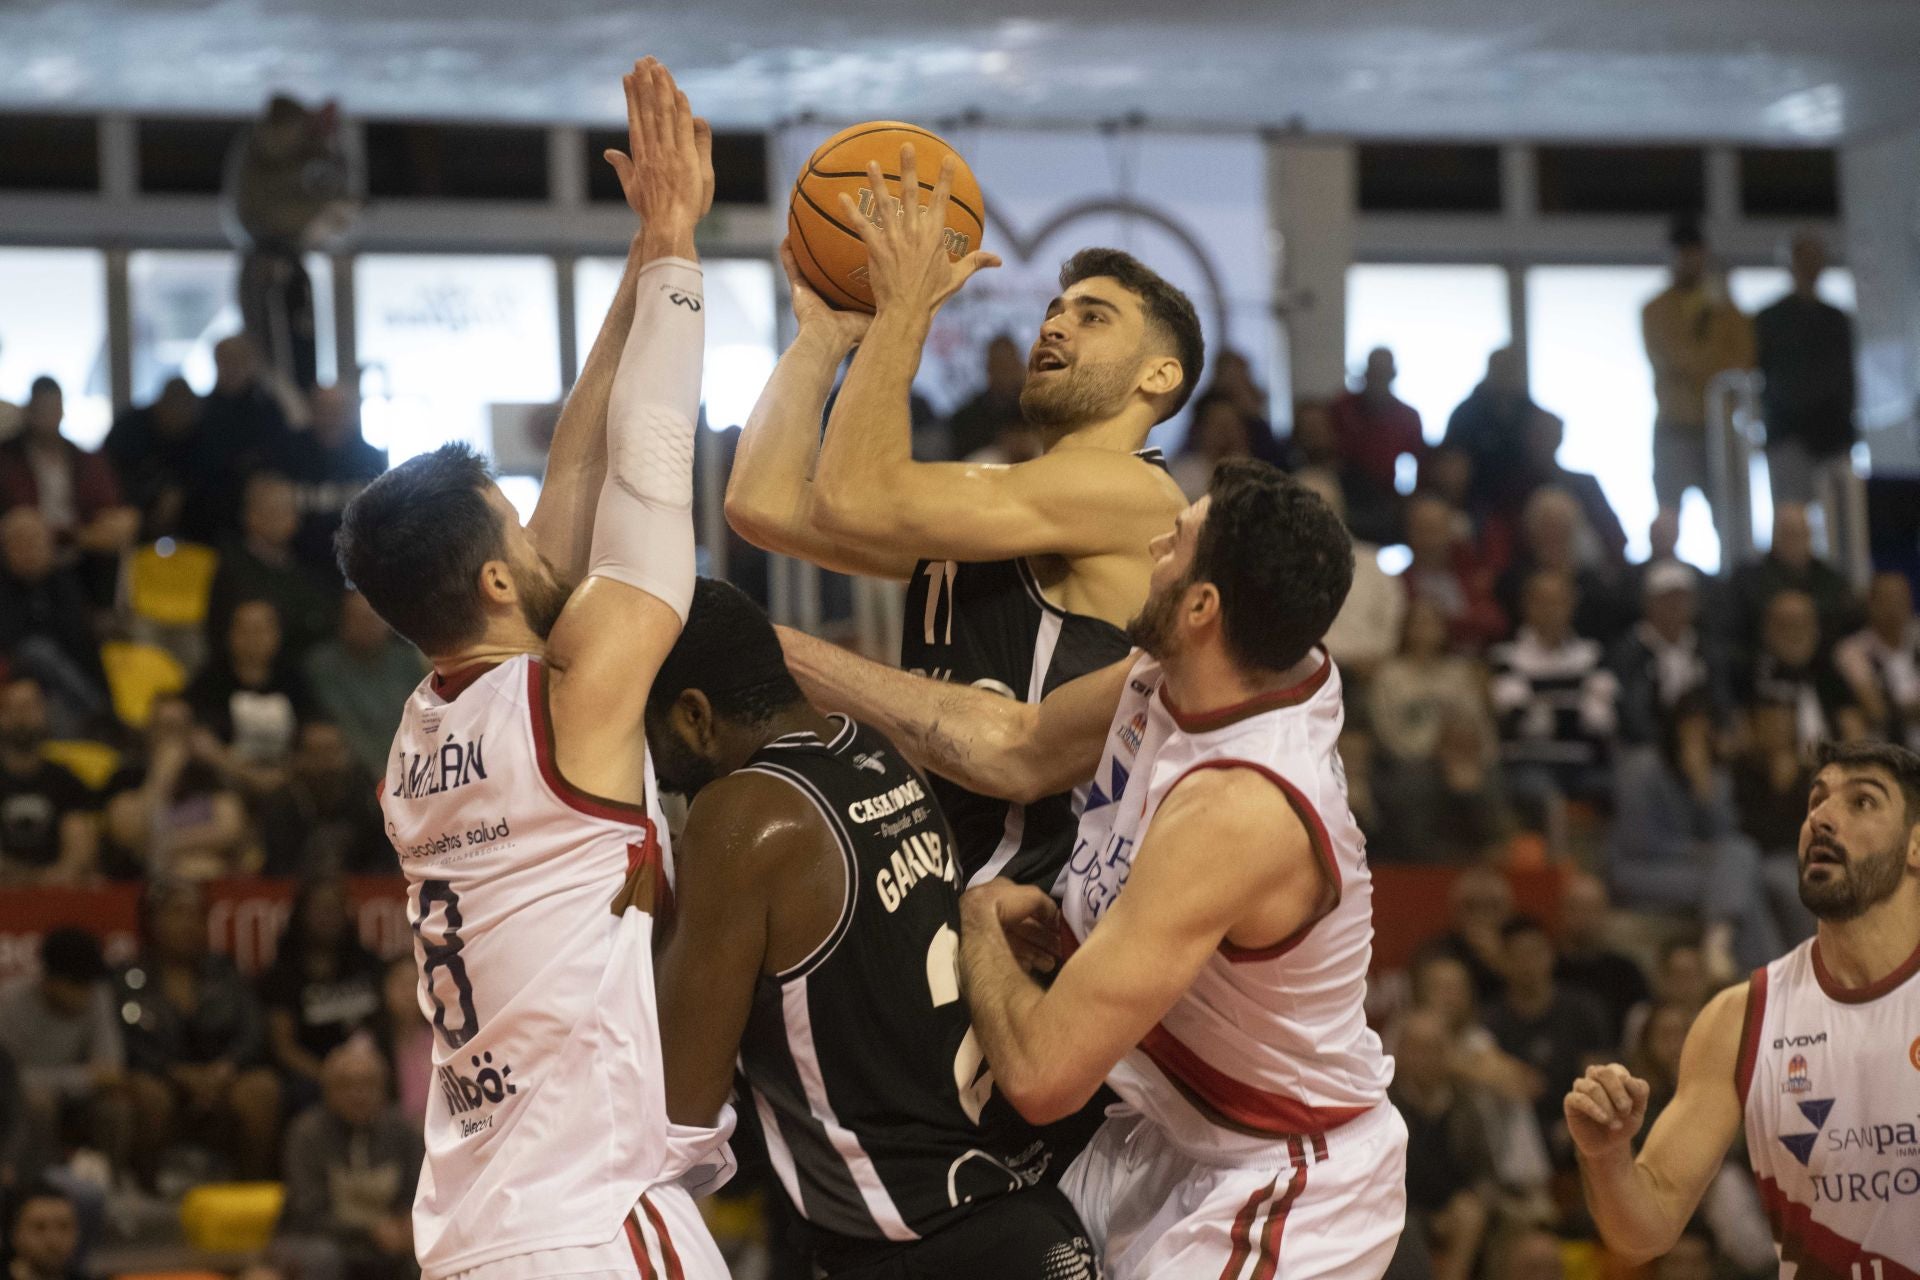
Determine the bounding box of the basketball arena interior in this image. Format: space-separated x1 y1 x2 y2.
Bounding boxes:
3 3 1920 1279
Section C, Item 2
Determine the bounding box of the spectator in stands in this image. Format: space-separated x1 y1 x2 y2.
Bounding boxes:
1429 867 1515 1003
1370 600 1495 765
377 958 430 1129
1622 937 1711 1055
1444 346 1537 528
101 692 252 880
1170 394 1254 501
1401 493 1505 651
186 598 314 796
1498 1230 1566 1280
207 471 341 662
1641 218 1754 530
1608 692 1786 978
1520 409 1627 569
0 1046 22 1184
278 385 387 577
0 679 98 885
1755 231 1856 507
1287 397 1402 545
261 877 385 1110
1200 350 1282 463
1552 872 1650 1050
305 591 426 779
1731 695 1815 862
257 720 390 877
1483 916 1610 1170
1331 346 1425 497
272 1038 420 1280
1747 588 1864 747
1629 1001 1694 1134
1 1181 83 1280
1374 705 1511 865
0 509 109 734
943 333 1026 461
0 929 131 1180
1489 570 1619 830
1495 488 1629 645
1390 1009 1495 1280
1610 560 1733 745
1834 570 1920 750
118 879 282 1184
0 377 139 588
1727 502 1858 657
102 377 208 542
188 334 294 545
1295 470 1402 683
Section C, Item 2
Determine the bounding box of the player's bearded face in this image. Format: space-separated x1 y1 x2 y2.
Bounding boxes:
1798 820 1909 921
1019 350 1138 431
511 552 573 640
1125 573 1188 658
648 722 719 798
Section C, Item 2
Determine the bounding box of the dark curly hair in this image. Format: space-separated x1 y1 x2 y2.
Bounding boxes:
1195 459 1353 673
1811 738 1920 821
646 578 804 728
1058 248 1205 422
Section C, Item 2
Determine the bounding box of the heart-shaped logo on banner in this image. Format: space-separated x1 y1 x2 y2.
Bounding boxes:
920 196 1235 414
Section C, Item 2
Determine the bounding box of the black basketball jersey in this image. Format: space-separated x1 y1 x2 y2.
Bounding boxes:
897 448 1164 893
735 715 1050 1246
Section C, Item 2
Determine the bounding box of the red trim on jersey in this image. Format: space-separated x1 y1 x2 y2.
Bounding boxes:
1734 967 1768 1105
623 1213 657 1280
430 660 501 701
1218 1178 1276 1280
1247 1154 1309 1280
1810 933 1920 1004
640 1195 686 1280
524 659 656 825
1164 759 1342 962
627 837 674 918
1138 1022 1369 1137
1158 650 1332 733
1755 1174 1920 1280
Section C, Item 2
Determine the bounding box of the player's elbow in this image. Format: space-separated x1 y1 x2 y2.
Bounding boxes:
812 485 900 546
996 1066 1088 1127
1597 1227 1678 1269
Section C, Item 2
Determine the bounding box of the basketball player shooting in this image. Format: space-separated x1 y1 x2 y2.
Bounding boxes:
778 461 1410 1280
641 579 1099 1278
1565 740 1920 1277
336 59 731 1280
725 145 1199 896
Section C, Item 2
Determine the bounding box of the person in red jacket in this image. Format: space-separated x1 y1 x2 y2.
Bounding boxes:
1331 346 1427 495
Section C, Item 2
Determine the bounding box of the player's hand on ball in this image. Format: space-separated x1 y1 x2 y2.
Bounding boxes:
1564 1063 1651 1159
603 58 714 233
782 239 870 346
838 144 1000 317
963 879 1061 974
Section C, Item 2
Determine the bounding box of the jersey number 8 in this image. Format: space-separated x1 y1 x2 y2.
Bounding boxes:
415 879 481 1048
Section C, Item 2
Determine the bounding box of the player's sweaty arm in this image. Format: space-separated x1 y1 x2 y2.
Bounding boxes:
777 626 1127 803
545 59 708 804
1566 983 1748 1263
961 768 1332 1125
652 773 819 1126
527 77 713 582
722 245 913 580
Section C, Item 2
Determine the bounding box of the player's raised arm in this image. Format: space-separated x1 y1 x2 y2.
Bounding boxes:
524 107 712 581
1566 983 1748 1263
721 244 914 579
960 766 1333 1124
777 626 1127 804
544 59 710 801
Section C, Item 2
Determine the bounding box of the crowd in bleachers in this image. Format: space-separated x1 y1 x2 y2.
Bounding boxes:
0 223 1886 1280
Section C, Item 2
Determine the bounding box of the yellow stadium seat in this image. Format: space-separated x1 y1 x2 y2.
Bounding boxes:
40 740 123 791
100 640 188 729
128 540 219 628
178 1181 284 1253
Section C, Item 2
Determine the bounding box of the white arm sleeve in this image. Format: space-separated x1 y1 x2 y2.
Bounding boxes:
589 256 705 620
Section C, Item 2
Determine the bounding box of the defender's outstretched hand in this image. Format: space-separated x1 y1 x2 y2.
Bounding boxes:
603 57 714 232
837 144 1000 318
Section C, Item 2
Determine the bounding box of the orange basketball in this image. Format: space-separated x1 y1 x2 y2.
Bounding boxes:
787 121 986 313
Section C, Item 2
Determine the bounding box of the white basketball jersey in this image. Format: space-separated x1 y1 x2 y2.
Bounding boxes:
1061 651 1394 1164
381 654 692 1276
1738 936 1920 1279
